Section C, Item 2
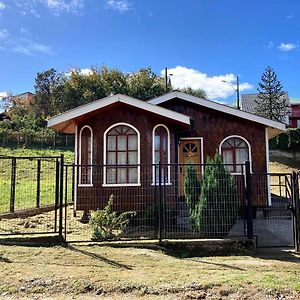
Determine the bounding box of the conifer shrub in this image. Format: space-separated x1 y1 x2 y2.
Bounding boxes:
184 154 238 237
89 194 136 241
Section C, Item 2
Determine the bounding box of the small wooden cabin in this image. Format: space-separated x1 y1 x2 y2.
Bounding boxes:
48 91 285 213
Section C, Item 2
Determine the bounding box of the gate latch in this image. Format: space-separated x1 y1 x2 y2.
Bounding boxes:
286 204 295 214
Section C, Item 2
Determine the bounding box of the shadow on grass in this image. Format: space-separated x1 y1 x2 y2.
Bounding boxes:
190 259 245 270
0 235 62 247
253 247 300 264
64 244 133 270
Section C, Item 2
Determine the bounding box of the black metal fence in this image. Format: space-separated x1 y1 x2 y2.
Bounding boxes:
0 155 62 236
62 162 249 242
0 155 300 250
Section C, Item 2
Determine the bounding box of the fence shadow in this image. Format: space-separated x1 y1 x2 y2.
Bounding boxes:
64 244 133 270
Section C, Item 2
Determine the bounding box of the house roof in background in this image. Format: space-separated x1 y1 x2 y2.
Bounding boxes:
241 92 290 114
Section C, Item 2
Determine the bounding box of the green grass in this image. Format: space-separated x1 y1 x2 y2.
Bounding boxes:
0 244 299 298
0 146 74 213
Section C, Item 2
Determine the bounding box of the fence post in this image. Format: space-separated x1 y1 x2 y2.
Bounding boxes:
54 158 60 233
10 157 16 213
36 159 41 208
245 161 253 239
292 172 300 252
59 154 64 239
158 162 163 242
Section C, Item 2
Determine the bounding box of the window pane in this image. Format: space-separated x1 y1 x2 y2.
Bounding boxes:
223 150 233 164
128 151 138 164
107 168 116 184
128 167 138 183
118 136 127 151
107 136 116 151
128 135 137 150
107 152 116 165
154 151 160 164
154 135 160 151
236 148 248 164
117 168 126 183
117 152 127 165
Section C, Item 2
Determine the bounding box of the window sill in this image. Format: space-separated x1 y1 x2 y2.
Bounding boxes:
151 182 172 186
102 183 141 187
78 184 93 187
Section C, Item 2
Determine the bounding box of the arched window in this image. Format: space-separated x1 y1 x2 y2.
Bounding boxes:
104 123 140 185
79 126 93 185
220 136 251 173
152 125 170 184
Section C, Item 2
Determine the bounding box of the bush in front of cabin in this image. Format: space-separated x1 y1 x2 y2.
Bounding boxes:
184 154 238 237
89 194 136 241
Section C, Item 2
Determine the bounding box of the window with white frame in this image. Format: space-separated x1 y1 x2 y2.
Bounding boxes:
79 126 93 185
152 125 170 184
104 124 140 185
297 119 300 128
220 136 250 173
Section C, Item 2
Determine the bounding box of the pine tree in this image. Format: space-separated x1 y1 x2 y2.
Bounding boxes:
255 66 289 122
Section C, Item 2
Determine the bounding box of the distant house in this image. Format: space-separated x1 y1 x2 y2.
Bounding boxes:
241 93 290 124
48 92 285 213
13 92 35 106
290 103 300 128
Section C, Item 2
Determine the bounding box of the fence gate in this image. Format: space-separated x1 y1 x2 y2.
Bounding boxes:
0 156 63 239
252 173 296 248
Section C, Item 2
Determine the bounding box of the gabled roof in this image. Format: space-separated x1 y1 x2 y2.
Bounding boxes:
241 92 290 114
148 91 286 135
47 94 191 133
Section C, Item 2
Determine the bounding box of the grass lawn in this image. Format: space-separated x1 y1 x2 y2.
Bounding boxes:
0 146 74 213
0 243 299 299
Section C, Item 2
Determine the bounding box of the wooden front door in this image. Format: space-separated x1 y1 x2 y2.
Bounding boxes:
179 139 202 196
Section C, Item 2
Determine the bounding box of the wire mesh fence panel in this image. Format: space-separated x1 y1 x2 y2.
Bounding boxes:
0 156 61 236
64 163 248 242
252 173 294 247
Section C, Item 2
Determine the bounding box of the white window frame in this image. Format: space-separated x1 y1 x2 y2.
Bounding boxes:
219 135 252 175
78 125 93 187
152 124 171 185
103 122 141 187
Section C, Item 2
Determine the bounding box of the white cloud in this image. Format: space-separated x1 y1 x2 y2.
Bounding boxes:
13 39 52 55
0 92 8 98
65 67 94 76
264 41 274 49
278 42 298 52
106 0 132 13
0 28 9 39
15 0 84 16
0 2 6 10
163 66 253 100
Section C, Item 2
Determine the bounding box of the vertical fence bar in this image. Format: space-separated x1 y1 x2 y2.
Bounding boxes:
10 157 16 213
54 158 59 233
158 162 162 242
292 172 300 252
36 159 41 208
59 154 64 238
64 165 68 240
245 161 253 239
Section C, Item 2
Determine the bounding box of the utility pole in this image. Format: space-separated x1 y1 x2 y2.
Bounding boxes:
165 67 168 93
236 76 240 110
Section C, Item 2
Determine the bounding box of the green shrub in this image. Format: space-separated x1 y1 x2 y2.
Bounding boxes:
270 128 300 152
89 195 136 241
184 163 201 212
184 154 238 237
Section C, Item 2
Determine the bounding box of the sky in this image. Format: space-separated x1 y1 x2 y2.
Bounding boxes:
0 0 300 105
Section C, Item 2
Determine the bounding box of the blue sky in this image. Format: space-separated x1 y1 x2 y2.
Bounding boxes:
0 0 300 104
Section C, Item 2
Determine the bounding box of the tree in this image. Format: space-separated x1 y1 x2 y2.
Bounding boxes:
34 68 64 118
127 67 165 101
185 154 238 237
255 66 289 122
179 87 207 99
